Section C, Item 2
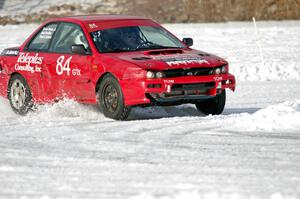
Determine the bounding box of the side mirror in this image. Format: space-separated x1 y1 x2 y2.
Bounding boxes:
72 44 90 55
182 38 193 47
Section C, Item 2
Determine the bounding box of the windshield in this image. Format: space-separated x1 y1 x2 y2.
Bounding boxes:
90 26 185 53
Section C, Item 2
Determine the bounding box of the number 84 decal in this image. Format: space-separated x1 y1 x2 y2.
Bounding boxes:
56 56 81 76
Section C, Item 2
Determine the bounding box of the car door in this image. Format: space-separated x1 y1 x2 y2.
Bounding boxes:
46 22 94 101
23 22 59 101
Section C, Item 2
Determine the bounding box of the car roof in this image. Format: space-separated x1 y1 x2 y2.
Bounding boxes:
44 14 158 32
50 14 150 23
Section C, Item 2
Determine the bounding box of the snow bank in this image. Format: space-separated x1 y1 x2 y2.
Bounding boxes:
226 100 300 132
41 98 300 133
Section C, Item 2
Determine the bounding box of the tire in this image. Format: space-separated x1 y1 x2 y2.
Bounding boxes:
195 89 226 115
7 74 33 115
97 74 131 120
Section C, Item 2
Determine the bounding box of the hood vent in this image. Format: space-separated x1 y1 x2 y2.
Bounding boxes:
147 49 183 55
132 57 152 60
198 53 210 56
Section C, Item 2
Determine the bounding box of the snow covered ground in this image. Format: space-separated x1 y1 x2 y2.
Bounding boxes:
0 21 300 199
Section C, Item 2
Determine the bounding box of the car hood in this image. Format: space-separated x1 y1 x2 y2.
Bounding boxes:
106 48 228 70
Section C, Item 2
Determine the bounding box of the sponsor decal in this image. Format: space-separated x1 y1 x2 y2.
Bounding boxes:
40 26 57 39
14 53 43 73
1 49 19 56
163 79 174 93
56 56 81 76
89 23 98 29
152 54 209 66
163 79 174 84
214 76 223 81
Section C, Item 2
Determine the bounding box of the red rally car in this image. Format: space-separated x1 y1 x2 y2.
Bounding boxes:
0 15 236 120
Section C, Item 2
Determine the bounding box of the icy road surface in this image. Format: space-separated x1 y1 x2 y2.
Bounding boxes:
0 21 300 199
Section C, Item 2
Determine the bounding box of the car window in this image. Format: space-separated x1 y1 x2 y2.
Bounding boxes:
50 23 89 54
27 23 58 51
139 26 180 47
91 26 185 53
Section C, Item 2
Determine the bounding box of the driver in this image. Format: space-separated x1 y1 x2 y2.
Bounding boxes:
121 28 141 50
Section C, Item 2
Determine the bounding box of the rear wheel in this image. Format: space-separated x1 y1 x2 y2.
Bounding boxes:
8 74 33 115
195 89 226 115
97 74 131 120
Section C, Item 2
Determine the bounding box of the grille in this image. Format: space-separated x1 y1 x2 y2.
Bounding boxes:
163 82 215 98
171 82 215 91
163 67 213 78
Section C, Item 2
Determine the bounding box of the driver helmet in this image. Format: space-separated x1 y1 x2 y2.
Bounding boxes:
121 27 140 48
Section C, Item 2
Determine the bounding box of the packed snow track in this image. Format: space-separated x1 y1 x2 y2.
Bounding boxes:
0 21 300 199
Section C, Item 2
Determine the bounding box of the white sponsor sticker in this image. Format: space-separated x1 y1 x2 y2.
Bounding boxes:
40 26 57 39
3 50 19 56
152 54 209 66
214 76 223 81
89 24 98 29
14 53 43 73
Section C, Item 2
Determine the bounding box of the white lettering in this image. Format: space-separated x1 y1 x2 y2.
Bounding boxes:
5 50 19 55
55 56 81 76
152 54 209 66
15 53 43 73
17 53 43 65
89 24 98 29
15 63 35 73
163 79 175 84
214 77 223 81
72 68 81 76
56 56 72 76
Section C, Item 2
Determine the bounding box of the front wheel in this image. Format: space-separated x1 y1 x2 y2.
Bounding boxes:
97 74 131 120
8 74 33 115
195 89 226 115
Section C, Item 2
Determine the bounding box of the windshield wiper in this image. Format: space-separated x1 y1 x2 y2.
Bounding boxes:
138 44 182 51
151 45 182 49
104 48 134 53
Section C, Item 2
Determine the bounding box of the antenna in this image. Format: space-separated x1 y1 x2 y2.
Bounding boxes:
252 17 265 68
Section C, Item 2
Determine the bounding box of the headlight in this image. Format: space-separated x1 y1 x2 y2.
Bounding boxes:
146 71 165 79
146 71 155 79
214 68 221 75
155 71 164 78
221 65 227 73
213 65 227 75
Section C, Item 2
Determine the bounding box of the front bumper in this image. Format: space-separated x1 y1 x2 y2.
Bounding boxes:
120 73 236 106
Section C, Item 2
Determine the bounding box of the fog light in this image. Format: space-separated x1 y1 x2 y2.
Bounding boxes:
146 71 155 79
221 66 227 73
